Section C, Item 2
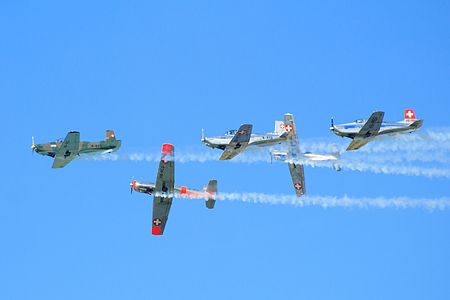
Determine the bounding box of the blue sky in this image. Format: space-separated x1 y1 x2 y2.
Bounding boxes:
1 1 450 299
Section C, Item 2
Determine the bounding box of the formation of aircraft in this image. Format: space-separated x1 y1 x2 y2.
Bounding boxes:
31 130 121 168
201 120 290 160
32 108 424 234
330 109 423 151
130 143 217 235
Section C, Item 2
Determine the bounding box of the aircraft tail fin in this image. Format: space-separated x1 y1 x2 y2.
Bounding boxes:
404 109 417 123
105 130 116 141
205 179 217 209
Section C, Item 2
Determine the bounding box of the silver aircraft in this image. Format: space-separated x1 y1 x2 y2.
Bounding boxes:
330 109 423 151
271 114 341 197
202 119 291 160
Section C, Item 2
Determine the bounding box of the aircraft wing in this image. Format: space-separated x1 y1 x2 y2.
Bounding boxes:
288 162 305 197
151 144 175 235
52 131 80 168
284 114 300 157
346 111 384 151
219 124 253 160
346 138 371 151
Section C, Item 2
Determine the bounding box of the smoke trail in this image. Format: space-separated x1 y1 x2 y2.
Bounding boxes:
215 193 450 210
330 160 450 178
82 150 450 178
171 192 450 211
343 151 450 165
301 128 450 154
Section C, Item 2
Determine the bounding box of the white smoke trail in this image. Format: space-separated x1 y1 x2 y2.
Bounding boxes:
301 128 450 154
343 151 450 165
82 150 450 178
172 192 450 211
328 160 450 178
215 193 450 210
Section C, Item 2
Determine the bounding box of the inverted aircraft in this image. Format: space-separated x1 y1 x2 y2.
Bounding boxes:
130 143 217 235
330 109 424 151
271 113 341 197
31 130 121 168
202 119 291 160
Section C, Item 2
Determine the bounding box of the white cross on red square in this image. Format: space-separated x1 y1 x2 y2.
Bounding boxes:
406 110 414 118
294 182 302 190
285 124 293 132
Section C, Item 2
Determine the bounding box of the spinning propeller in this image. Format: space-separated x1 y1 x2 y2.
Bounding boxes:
130 178 136 194
31 136 37 154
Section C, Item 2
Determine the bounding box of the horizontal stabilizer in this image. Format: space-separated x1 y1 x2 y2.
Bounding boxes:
409 119 424 129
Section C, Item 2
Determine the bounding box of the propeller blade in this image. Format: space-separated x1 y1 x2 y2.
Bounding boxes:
130 178 135 194
31 136 36 154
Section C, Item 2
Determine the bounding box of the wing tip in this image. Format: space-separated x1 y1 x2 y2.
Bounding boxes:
161 143 174 155
152 226 163 235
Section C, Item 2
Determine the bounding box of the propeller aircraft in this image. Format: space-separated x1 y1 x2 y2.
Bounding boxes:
330 109 424 151
31 130 121 168
130 143 217 235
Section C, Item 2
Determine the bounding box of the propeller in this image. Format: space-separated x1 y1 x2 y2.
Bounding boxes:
31 136 36 154
130 178 136 194
201 128 205 142
330 117 334 128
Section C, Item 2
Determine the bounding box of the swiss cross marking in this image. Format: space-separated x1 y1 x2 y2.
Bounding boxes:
285 124 293 132
406 110 414 118
294 182 302 190
153 218 162 226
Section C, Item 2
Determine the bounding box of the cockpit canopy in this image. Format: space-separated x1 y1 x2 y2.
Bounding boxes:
224 130 237 136
354 119 365 123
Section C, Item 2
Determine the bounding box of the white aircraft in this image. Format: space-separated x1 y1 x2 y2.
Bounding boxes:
271 114 341 197
202 119 291 160
330 109 424 151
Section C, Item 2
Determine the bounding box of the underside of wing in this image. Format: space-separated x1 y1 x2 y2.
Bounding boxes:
288 162 305 197
357 111 384 138
219 124 252 160
346 138 370 151
152 144 175 235
52 131 80 168
152 195 173 235
283 114 300 157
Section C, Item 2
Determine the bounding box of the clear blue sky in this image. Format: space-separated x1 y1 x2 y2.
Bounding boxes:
1 1 450 299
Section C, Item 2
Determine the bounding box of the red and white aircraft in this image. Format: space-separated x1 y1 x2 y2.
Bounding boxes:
130 143 217 235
